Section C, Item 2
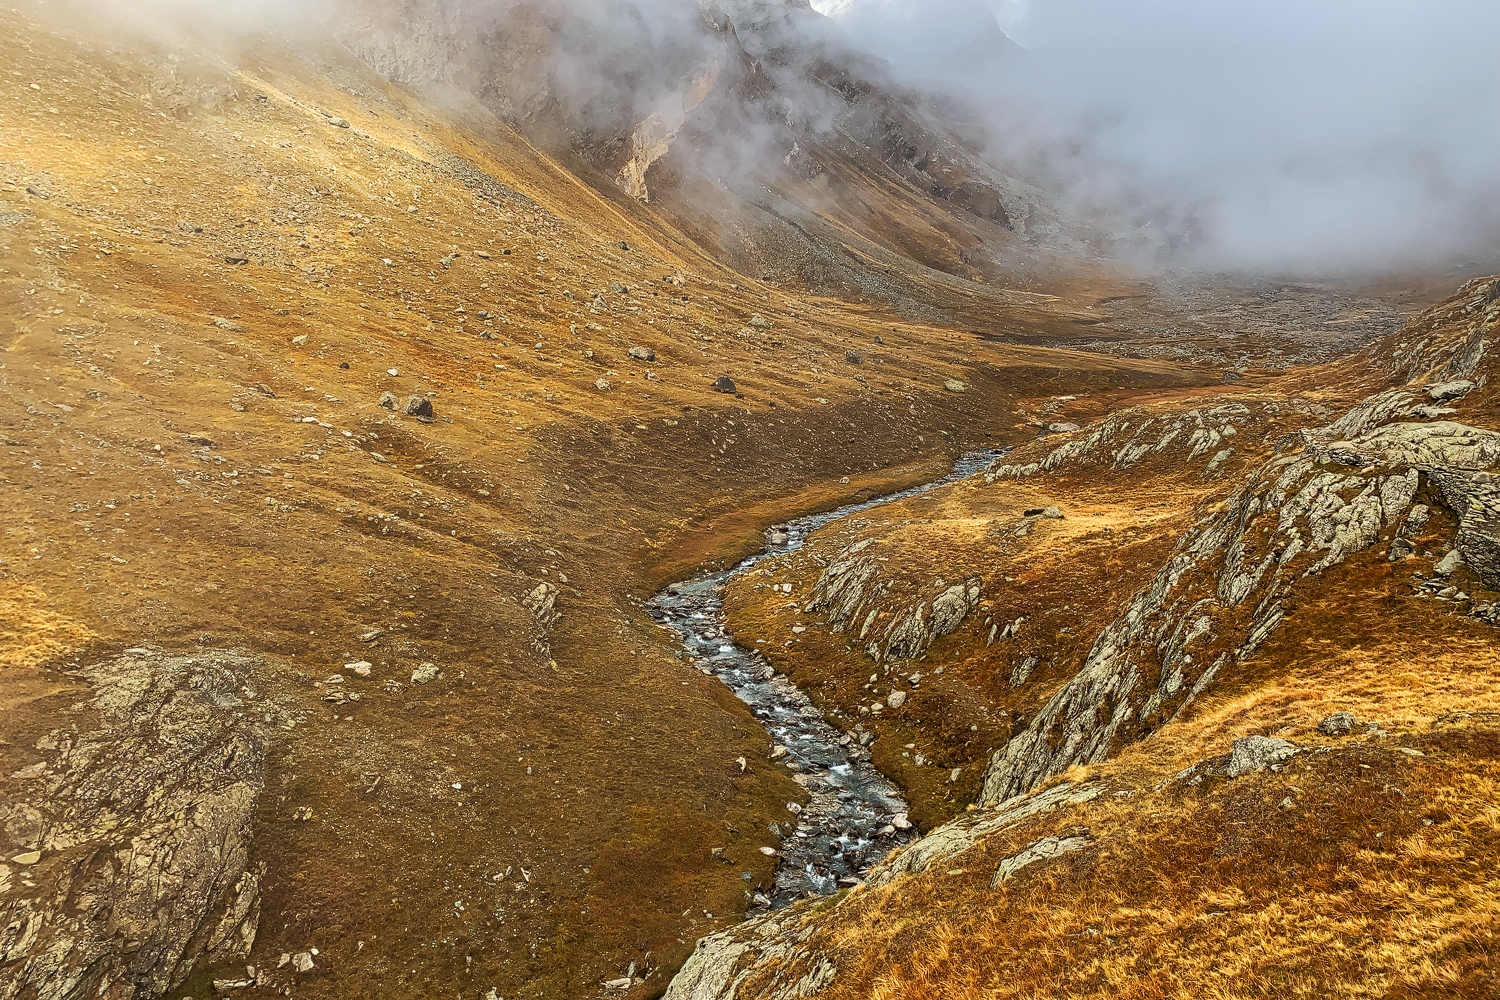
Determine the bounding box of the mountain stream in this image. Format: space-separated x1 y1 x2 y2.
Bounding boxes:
648 452 999 910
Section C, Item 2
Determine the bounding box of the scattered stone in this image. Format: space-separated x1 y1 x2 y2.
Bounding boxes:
439 252 460 270
1434 550 1464 576
1318 712 1357 736
713 376 737 394
344 661 373 677
1225 735 1298 778
360 629 385 643
379 391 399 410
11 851 41 865
1041 506 1064 519
758 846 777 856
749 314 773 328
628 346 656 362
943 379 966 393
402 395 434 418
327 117 350 128
845 350 862 364
1048 423 1081 433
292 334 309 346
887 690 908 709
595 378 612 391
224 255 249 265
291 952 315 973
211 316 243 332
411 663 442 685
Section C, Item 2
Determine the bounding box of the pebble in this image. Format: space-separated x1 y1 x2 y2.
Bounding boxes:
886 690 908 709
11 851 41 865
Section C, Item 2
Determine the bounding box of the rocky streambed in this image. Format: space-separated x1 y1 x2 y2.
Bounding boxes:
649 453 999 909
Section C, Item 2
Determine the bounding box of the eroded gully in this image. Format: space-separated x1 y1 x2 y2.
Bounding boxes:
648 452 999 911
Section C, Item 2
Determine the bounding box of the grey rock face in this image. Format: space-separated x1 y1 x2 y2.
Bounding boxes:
663 906 829 1000
979 282 1500 805
1317 712 1357 736
987 401 1267 481
803 540 981 665
1428 380 1475 402
1224 736 1298 778
0 651 267 1000
869 781 1103 886
990 833 1091 887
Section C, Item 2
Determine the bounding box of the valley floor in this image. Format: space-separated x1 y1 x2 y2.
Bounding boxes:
2 5 1496 1000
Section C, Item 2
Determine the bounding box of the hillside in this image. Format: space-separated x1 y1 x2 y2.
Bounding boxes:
0 2 1490 999
678 277 1500 998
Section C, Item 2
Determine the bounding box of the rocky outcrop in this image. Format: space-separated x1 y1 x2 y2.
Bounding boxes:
979 279 1500 805
803 539 980 664
663 905 834 1000
986 399 1330 483
867 780 1102 886
616 54 728 201
0 651 267 999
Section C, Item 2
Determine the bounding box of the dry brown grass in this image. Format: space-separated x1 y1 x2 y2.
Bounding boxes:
0 584 94 669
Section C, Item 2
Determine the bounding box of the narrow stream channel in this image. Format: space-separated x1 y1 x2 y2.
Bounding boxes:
648 451 1001 910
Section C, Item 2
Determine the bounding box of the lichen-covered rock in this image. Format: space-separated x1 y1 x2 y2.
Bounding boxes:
990 833 1091 886
663 905 832 1000
0 650 267 1000
802 543 980 665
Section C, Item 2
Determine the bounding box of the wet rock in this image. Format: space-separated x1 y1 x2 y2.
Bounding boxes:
1318 711 1358 736
628 346 656 362
1225 736 1298 778
379 391 399 410
411 662 442 684
713 376 737 394
0 651 266 998
402 395 434 418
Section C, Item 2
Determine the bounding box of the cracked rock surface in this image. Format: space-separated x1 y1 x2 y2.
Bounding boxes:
0 650 268 1000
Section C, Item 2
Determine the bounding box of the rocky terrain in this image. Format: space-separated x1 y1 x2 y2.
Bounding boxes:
692 277 1500 997
1 1 1495 999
